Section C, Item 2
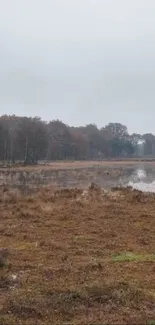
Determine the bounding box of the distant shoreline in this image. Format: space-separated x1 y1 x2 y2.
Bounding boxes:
0 158 155 172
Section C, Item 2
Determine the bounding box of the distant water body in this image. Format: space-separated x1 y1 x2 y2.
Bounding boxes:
128 168 155 192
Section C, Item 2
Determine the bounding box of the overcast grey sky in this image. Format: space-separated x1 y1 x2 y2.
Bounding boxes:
0 0 155 133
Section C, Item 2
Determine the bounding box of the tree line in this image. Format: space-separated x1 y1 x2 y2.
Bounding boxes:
0 115 154 163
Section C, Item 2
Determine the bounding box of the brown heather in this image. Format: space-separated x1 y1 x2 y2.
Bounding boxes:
1 185 155 324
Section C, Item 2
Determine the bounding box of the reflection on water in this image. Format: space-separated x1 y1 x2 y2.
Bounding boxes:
127 167 155 192
135 168 147 180
1 164 155 193
128 180 155 192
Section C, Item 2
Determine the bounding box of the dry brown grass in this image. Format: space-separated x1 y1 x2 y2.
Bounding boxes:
1 159 155 172
1 185 155 324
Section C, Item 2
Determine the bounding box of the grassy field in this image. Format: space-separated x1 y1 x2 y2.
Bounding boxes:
1 185 155 324
1 158 155 172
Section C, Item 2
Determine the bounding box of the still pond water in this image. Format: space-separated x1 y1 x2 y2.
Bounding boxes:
1 164 155 192
126 167 155 192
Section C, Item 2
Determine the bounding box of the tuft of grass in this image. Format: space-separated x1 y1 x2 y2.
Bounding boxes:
86 281 149 306
112 252 155 262
0 249 9 268
148 321 155 325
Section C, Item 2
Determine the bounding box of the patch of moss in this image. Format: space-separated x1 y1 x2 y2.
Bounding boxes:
112 252 155 262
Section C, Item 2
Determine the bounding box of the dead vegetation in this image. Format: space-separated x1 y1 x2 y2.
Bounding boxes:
1 185 155 324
